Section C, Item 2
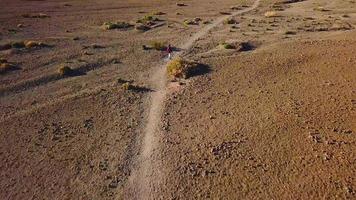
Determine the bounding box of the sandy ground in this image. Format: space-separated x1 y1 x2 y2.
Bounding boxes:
0 0 355 199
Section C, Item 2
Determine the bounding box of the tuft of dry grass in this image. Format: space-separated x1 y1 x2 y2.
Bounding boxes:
264 11 278 18
58 66 73 76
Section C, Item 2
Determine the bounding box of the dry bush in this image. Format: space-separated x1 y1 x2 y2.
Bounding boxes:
285 30 297 35
11 41 25 48
0 63 15 74
1 41 48 50
166 57 200 79
0 58 7 63
103 21 132 30
220 42 235 49
135 24 151 32
183 18 201 26
58 66 73 76
220 12 231 15
223 18 237 24
176 3 186 6
0 59 16 74
122 82 132 90
136 15 158 24
22 13 49 18
0 43 12 51
151 11 165 15
149 41 166 50
264 11 278 18
230 6 242 10
24 41 46 48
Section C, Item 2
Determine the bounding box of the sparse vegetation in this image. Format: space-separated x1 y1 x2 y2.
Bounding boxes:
0 41 48 50
135 24 151 32
176 3 186 7
0 58 7 63
11 41 25 48
149 41 166 50
223 18 237 25
230 6 241 10
313 7 330 12
0 59 16 74
103 21 132 30
0 43 12 51
183 19 200 26
24 41 46 48
151 11 165 15
122 82 133 90
58 66 73 76
264 11 278 18
22 13 49 18
136 15 158 24
220 42 235 49
166 57 200 79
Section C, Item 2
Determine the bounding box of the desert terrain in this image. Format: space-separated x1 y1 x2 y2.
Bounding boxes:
0 0 355 199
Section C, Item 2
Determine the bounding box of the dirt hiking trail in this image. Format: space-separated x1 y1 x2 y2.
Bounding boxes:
127 0 261 199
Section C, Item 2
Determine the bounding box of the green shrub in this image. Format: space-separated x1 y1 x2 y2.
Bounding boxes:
220 42 235 49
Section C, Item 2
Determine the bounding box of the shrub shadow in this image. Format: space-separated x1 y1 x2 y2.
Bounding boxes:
187 63 211 78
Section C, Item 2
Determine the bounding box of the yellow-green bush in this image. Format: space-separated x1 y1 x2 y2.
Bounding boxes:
150 41 166 50
166 57 199 79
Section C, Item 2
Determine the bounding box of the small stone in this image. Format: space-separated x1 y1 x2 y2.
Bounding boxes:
323 153 331 160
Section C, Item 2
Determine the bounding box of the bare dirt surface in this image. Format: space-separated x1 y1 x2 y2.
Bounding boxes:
1 0 355 199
